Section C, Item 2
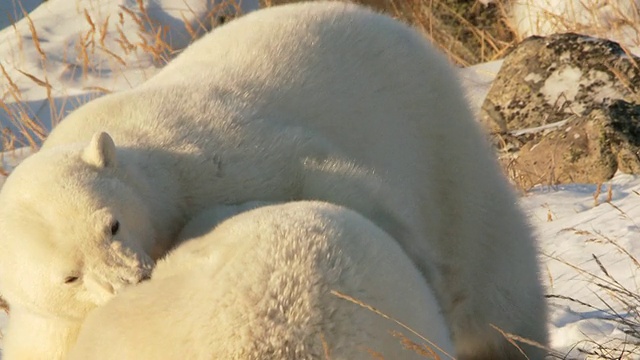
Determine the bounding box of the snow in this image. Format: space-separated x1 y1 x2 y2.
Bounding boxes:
0 0 259 150
0 0 42 30
541 66 583 111
510 0 640 54
523 176 640 358
2 1 640 359
457 59 502 117
539 65 626 115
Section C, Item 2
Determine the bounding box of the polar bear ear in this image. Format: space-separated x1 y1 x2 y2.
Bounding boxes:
82 132 117 168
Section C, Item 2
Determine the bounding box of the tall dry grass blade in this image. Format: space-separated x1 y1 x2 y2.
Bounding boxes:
83 9 97 57
364 348 385 360
180 11 198 40
99 15 110 48
116 25 135 54
330 290 455 360
76 33 90 80
120 5 145 32
16 69 50 90
392 331 442 359
82 86 112 95
84 9 96 33
594 182 602 207
319 333 332 360
22 9 46 61
594 230 640 268
0 63 20 96
488 325 529 359
98 47 127 67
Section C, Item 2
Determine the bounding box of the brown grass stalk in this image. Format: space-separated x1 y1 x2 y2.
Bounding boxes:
331 290 455 359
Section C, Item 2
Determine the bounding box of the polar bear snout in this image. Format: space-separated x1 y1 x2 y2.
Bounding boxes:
115 267 152 287
107 241 155 280
137 271 151 282
82 265 151 305
79 243 154 305
109 260 153 288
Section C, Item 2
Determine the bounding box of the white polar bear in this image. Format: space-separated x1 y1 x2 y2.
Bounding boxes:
0 2 548 359
67 201 455 360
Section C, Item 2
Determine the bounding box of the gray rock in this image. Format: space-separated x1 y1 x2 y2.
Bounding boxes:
499 100 640 189
481 33 640 188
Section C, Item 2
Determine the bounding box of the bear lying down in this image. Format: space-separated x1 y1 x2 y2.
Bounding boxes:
66 201 455 360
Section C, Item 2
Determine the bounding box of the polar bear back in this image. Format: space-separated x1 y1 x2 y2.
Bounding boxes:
41 2 495 319
42 1 472 239
68 202 454 360
40 1 509 291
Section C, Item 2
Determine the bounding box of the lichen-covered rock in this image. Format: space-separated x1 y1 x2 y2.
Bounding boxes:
499 100 640 189
481 33 640 187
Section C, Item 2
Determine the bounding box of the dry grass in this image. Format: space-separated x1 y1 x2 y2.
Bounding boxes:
266 0 517 67
540 195 640 359
545 247 640 358
332 289 557 359
399 0 515 66
331 290 455 359
0 0 247 156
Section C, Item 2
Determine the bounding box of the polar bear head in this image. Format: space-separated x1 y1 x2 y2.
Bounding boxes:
0 133 155 320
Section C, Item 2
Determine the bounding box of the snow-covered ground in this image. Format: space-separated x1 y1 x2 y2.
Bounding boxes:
525 176 640 358
2 1 640 359
0 0 259 150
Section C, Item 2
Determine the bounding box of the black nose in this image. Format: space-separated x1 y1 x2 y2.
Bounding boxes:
139 272 152 282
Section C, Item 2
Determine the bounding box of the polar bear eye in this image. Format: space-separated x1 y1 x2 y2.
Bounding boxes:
64 276 79 284
110 220 120 236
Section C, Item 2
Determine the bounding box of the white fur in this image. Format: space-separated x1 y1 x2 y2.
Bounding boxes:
68 201 455 360
0 2 547 359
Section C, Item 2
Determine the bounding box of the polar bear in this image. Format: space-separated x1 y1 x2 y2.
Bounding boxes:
67 201 455 360
0 2 548 359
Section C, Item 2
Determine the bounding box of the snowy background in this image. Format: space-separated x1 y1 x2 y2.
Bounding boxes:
2 0 640 359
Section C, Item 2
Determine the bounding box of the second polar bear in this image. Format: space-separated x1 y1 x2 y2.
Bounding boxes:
68 201 455 360
0 2 547 359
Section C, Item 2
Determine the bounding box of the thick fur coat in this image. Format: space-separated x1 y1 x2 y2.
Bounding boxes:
0 2 547 358
68 202 455 360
